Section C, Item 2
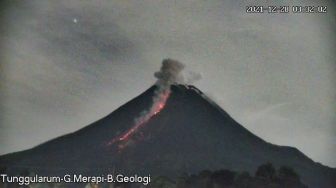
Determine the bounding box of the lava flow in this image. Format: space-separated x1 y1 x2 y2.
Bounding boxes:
107 89 171 147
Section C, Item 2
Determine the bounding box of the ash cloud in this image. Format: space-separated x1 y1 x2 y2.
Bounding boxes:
154 59 185 90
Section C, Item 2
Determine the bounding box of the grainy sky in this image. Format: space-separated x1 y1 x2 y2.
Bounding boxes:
1 0 335 167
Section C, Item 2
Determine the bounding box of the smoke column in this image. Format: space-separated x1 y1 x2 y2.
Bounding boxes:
134 58 185 124
154 58 185 89
107 59 184 147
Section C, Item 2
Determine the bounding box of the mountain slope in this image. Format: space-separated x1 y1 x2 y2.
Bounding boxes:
1 85 335 187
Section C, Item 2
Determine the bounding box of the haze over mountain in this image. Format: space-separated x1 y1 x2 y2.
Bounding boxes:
0 84 335 188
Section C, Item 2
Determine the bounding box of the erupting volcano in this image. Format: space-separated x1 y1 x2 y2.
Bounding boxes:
107 59 184 148
0 59 335 188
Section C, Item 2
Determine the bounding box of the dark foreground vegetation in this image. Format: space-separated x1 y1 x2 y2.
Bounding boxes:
147 163 307 188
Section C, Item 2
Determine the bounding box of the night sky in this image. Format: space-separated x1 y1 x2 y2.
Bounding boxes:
1 0 335 167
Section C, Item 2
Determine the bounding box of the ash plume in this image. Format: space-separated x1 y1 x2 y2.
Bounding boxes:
135 59 185 123
130 60 185 137
154 59 185 90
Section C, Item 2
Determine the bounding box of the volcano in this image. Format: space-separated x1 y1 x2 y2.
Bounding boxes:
0 85 335 187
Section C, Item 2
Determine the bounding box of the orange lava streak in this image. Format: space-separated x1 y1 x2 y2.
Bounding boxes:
107 89 171 146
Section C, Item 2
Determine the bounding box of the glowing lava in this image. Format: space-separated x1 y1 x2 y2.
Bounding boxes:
107 89 171 147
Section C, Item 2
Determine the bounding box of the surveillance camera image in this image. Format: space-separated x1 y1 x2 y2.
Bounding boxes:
0 0 335 188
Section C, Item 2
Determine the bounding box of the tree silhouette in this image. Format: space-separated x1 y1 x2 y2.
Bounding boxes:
278 166 300 182
211 169 236 186
235 171 251 188
255 163 276 180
